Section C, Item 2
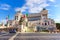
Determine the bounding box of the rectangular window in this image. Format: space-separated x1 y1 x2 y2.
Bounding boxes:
17 16 18 20
15 16 16 20
15 16 18 20
48 22 49 25
28 16 41 21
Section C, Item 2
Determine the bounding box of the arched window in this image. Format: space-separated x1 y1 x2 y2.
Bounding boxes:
15 16 18 20
42 23 44 25
45 23 47 25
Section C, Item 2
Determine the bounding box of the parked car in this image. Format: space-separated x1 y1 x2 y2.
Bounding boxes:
9 29 16 33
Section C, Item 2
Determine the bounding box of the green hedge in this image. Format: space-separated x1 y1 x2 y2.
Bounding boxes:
41 30 49 32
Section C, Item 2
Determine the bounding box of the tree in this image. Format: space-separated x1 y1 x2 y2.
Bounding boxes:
5 24 7 26
56 23 60 30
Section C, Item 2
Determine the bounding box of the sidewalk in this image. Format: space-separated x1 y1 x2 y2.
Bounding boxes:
17 32 49 34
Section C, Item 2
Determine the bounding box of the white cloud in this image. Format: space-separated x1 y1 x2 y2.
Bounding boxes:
49 0 55 2
54 5 59 7
54 17 60 23
15 0 50 13
24 0 49 13
15 8 21 11
0 19 7 24
15 7 27 13
15 0 56 13
54 14 60 23
0 4 11 10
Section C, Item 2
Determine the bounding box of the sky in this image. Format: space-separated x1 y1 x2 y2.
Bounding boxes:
0 0 60 24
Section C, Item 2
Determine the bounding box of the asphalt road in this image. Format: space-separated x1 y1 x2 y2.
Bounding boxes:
0 32 15 40
0 32 60 40
14 33 60 40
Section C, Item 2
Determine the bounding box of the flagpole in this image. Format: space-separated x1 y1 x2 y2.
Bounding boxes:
26 12 28 27
6 14 9 27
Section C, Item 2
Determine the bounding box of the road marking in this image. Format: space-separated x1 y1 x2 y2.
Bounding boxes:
9 32 19 40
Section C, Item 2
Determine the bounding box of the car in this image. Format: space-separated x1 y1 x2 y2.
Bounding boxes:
9 29 16 33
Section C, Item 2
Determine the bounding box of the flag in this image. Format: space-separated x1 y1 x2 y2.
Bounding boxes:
22 15 26 18
7 15 9 19
6 15 9 24
26 13 28 17
6 15 9 20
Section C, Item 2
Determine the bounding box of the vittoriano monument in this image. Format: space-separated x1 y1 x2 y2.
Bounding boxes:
7 9 56 32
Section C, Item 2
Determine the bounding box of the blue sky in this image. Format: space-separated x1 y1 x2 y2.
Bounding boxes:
0 0 60 23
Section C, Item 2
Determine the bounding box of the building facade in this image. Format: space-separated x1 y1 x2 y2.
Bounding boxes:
28 9 56 31
7 9 56 32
